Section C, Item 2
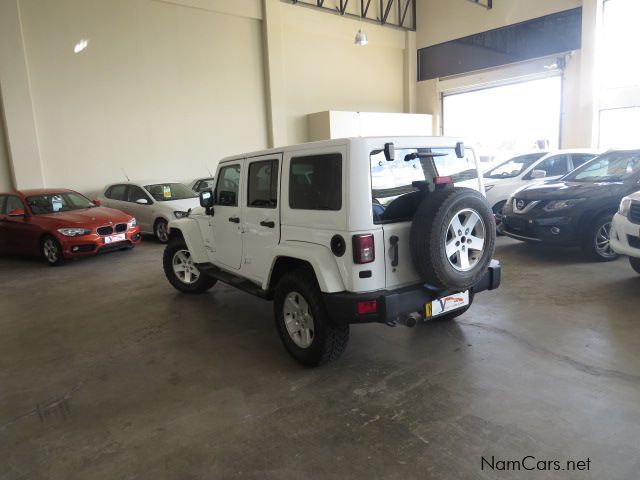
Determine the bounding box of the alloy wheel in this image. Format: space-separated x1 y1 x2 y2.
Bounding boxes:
445 208 486 272
43 238 59 264
283 291 315 348
595 221 616 259
172 249 200 284
156 222 169 243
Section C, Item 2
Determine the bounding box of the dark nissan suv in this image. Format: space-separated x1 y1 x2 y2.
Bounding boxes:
502 149 640 261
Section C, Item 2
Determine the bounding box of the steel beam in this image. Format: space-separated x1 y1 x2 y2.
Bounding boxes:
466 0 493 9
288 0 415 31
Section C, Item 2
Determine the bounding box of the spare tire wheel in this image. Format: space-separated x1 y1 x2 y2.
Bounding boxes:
410 187 496 290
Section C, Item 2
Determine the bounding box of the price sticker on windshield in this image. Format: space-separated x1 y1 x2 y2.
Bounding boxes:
163 186 171 199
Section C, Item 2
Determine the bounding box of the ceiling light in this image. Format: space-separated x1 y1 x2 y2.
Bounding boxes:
355 28 368 46
74 39 89 54
354 1 368 46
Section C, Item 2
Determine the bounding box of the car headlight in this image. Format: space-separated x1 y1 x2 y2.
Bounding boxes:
128 217 137 228
174 211 188 219
58 228 92 237
618 197 632 217
484 184 495 192
543 199 586 212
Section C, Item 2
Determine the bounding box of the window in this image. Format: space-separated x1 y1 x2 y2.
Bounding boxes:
566 151 640 183
571 154 596 169
599 108 640 149
5 196 24 214
289 154 342 211
144 183 197 202
215 165 241 206
27 192 95 215
370 147 478 223
248 160 278 208
106 184 128 201
485 153 547 179
195 178 215 193
0 196 5 214
128 185 150 203
600 0 640 90
527 155 569 178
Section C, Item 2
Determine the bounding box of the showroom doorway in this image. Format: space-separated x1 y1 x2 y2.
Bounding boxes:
442 75 562 168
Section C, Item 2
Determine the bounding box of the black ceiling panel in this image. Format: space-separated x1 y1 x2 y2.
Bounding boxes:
418 7 582 81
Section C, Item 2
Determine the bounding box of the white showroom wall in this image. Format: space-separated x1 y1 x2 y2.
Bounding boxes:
0 0 417 194
13 0 268 193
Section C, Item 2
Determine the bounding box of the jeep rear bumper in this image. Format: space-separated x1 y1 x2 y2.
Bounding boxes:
322 260 501 324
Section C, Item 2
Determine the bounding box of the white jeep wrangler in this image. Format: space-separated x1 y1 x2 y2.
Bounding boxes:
163 137 501 366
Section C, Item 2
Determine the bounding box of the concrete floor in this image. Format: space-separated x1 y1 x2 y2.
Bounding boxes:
1 237 639 479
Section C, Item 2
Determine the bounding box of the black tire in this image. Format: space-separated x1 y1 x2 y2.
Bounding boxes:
274 270 349 367
163 239 217 293
154 218 169 244
630 257 640 275
41 235 65 266
582 214 619 262
492 201 507 235
410 187 496 290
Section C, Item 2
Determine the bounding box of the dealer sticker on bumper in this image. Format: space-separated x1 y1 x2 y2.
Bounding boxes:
426 290 470 318
104 233 126 244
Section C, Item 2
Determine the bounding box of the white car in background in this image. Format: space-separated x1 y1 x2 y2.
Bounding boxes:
189 177 215 193
98 181 200 243
611 192 640 275
484 149 599 232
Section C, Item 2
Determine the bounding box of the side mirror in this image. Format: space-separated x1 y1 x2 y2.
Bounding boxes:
455 142 465 159
531 169 547 179
218 191 236 206
93 199 101 207
135 198 149 205
8 208 25 217
384 142 395 162
200 189 214 208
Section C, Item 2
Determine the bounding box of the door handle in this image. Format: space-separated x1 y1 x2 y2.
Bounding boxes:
389 235 399 267
228 216 240 224
260 221 275 228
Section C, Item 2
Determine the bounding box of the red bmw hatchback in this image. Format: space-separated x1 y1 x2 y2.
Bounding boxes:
0 189 141 265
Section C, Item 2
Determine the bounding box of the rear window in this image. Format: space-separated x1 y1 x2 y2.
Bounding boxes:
144 183 197 202
289 154 342 211
370 147 480 224
106 184 128 201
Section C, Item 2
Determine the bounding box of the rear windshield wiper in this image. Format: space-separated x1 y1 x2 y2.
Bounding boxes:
404 152 448 162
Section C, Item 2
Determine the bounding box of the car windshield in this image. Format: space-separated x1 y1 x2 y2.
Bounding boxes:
484 152 547 179
563 150 640 182
27 192 95 215
144 183 197 202
370 147 480 224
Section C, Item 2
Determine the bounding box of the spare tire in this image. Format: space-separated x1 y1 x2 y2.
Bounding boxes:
410 187 496 290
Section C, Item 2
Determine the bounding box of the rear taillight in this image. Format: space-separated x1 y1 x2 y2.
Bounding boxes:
357 300 378 315
353 234 375 264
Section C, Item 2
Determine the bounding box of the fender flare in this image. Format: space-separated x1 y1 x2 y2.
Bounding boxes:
167 218 209 263
267 241 346 293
